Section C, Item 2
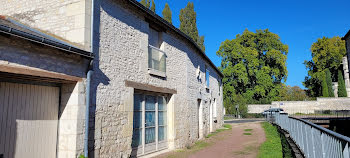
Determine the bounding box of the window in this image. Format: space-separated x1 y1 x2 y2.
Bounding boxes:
213 99 217 118
148 45 166 72
132 93 168 156
148 28 166 75
205 66 209 87
218 79 221 96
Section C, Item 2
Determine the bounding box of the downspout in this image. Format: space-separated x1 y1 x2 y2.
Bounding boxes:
84 0 95 157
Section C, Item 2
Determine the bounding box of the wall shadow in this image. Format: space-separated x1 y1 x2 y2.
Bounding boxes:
88 0 111 157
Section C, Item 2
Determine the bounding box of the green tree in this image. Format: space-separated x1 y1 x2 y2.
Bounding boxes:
321 73 329 97
338 70 347 97
217 29 288 105
179 2 205 52
198 36 205 52
279 84 310 101
151 0 155 12
140 0 146 6
325 69 334 97
140 0 150 8
304 36 346 97
146 0 150 8
162 3 172 24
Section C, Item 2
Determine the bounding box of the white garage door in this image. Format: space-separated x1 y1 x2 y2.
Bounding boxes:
0 82 59 158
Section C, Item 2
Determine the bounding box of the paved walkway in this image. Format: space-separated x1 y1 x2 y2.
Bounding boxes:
157 120 266 158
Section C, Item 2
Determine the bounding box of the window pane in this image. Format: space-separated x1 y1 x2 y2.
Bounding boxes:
148 46 166 72
206 69 209 87
159 54 166 72
133 111 142 128
158 111 167 126
149 28 159 47
158 96 166 111
145 128 155 144
145 112 155 127
145 95 156 110
158 126 167 141
134 94 142 111
132 129 142 147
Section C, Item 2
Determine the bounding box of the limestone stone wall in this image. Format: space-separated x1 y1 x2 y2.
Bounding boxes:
248 97 350 114
343 56 350 97
0 0 92 50
59 82 86 158
90 0 223 157
0 35 89 78
0 33 89 158
346 36 350 94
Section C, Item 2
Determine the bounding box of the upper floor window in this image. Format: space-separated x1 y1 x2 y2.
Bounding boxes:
148 45 166 72
148 27 166 76
205 66 209 87
218 79 221 96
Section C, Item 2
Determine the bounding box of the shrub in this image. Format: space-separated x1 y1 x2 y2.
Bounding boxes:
338 70 347 97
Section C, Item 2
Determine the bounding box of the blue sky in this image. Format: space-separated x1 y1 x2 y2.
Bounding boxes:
152 0 349 88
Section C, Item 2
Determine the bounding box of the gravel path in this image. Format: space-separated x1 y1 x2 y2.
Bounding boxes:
156 120 266 158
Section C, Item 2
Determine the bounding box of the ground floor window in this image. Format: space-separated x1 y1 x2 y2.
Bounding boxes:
132 92 168 155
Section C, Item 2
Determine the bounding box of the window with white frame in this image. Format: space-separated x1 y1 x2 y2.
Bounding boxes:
148 46 166 72
148 27 166 74
132 92 168 156
205 66 209 87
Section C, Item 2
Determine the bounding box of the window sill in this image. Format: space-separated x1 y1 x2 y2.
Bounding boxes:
148 68 166 78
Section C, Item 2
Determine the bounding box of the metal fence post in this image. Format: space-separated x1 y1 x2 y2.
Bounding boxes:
343 143 349 158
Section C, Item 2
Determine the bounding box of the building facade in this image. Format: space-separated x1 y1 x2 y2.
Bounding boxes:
0 0 224 157
0 16 92 158
344 30 350 97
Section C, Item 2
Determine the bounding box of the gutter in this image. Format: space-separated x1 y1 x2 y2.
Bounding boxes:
7 18 75 47
0 24 93 59
84 0 95 157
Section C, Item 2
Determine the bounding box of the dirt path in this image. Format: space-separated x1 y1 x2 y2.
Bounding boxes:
156 120 266 158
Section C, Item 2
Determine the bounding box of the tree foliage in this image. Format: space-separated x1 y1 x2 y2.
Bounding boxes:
151 0 155 12
162 3 172 24
279 84 310 101
321 73 329 97
338 70 347 97
179 2 205 52
146 0 150 8
325 69 334 97
217 29 288 107
304 36 346 97
140 0 150 9
140 0 146 7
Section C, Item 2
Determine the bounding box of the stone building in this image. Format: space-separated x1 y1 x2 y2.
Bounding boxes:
343 30 350 97
0 0 224 157
0 16 92 158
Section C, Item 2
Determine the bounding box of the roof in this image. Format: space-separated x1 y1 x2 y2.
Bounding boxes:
343 30 350 40
0 15 93 59
126 0 224 77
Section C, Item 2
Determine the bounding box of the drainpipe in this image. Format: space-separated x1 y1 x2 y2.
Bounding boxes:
84 0 95 157
84 66 93 157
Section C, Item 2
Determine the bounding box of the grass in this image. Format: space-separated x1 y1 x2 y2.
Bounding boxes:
206 124 232 138
234 145 257 155
258 122 283 158
243 133 252 135
224 116 233 120
244 129 253 131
